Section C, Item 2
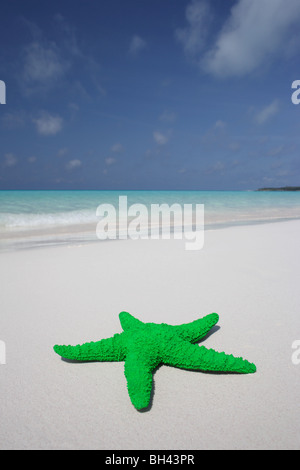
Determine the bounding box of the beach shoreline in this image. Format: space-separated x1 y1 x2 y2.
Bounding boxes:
1 214 300 254
0 219 299 449
1 189 300 253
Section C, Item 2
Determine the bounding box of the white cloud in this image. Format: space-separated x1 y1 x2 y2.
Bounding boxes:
3 153 17 167
129 35 147 56
66 159 82 170
23 41 66 85
153 131 170 145
2 111 25 129
33 112 63 135
105 157 116 166
201 120 226 144
212 161 225 172
20 17 106 98
255 100 279 125
229 142 241 152
267 145 284 157
203 0 300 77
175 0 211 56
53 13 81 57
68 102 79 113
110 143 124 153
177 0 300 78
214 120 226 130
205 160 226 175
159 110 178 123
57 147 68 157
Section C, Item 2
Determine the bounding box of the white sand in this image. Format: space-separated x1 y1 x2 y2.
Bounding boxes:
0 220 299 450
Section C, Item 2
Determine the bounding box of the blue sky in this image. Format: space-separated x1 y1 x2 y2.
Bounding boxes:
1 0 300 190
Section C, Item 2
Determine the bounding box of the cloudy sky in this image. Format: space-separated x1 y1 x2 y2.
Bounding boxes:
1 0 300 190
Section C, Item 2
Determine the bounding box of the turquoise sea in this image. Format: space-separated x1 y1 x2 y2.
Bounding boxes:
0 190 300 251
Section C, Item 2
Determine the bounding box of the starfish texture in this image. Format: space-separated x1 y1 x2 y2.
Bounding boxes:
54 312 256 410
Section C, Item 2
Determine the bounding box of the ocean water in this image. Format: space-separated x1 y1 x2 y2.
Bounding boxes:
0 190 300 251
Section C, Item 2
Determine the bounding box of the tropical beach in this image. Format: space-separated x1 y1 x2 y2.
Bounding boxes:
1 0 300 452
0 206 299 449
1 190 300 252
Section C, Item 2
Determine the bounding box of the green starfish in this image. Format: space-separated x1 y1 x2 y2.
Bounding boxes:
53 312 256 410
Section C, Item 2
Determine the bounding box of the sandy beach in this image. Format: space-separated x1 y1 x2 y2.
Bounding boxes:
0 219 299 450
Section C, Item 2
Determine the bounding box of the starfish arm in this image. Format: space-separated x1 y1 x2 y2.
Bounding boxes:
119 311 144 331
162 341 256 374
172 313 219 343
124 352 154 410
53 333 125 362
